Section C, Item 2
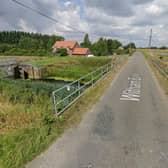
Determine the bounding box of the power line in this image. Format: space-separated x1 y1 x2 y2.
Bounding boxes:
11 0 85 35
6 22 83 35
11 0 129 42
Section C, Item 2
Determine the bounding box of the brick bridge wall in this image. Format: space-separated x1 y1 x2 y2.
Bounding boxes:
0 61 44 79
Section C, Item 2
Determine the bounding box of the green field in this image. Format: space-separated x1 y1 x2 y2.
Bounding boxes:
142 49 168 67
150 49 168 73
153 49 168 64
0 55 116 168
30 56 112 81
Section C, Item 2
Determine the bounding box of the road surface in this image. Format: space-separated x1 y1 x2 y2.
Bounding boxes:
27 52 168 168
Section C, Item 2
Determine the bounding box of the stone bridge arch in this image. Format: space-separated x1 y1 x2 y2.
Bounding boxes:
0 62 44 79
13 64 44 79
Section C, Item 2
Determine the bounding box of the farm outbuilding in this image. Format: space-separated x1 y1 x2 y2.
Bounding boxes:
52 40 90 56
72 48 90 56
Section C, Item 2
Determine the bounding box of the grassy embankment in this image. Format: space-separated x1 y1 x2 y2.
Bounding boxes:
142 49 168 95
30 56 113 81
0 55 128 168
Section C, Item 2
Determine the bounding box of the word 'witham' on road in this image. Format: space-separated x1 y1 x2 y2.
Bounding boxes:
120 73 142 102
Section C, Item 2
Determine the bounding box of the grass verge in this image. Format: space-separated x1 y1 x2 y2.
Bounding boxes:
142 50 168 95
62 56 128 129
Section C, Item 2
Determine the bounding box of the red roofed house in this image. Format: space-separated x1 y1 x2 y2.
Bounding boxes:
72 48 90 56
52 41 90 56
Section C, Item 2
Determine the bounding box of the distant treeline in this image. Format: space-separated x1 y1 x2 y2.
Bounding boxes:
143 46 168 50
0 31 64 56
81 34 136 56
0 31 136 56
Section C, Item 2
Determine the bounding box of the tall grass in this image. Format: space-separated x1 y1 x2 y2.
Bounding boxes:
0 79 66 168
43 57 112 81
142 49 168 95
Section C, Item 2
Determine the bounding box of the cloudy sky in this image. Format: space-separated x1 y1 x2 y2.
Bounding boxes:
1 0 168 47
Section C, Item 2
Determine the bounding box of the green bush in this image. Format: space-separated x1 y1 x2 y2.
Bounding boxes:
56 48 68 56
115 49 129 55
0 44 15 53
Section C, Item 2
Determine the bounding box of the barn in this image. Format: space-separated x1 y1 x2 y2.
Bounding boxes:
52 40 90 56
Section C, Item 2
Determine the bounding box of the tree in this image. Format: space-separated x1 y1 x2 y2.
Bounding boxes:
107 39 113 55
0 31 65 56
47 37 55 50
124 43 136 49
160 46 167 50
112 40 122 50
47 35 64 50
91 38 108 56
0 44 14 53
19 37 39 50
106 39 122 55
81 34 91 48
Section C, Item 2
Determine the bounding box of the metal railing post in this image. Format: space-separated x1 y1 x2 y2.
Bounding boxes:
106 64 108 73
78 80 81 95
52 92 58 117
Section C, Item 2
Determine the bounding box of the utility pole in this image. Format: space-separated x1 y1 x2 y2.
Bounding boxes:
148 29 152 48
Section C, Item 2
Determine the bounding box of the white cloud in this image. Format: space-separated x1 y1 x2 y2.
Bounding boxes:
1 0 168 47
19 19 36 32
146 4 163 16
64 1 72 7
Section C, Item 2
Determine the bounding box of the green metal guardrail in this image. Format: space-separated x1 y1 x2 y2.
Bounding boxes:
52 62 114 116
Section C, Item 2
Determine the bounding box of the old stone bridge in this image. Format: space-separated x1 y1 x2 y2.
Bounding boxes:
0 59 44 79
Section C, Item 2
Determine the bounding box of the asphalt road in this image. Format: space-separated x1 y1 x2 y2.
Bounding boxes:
27 52 168 168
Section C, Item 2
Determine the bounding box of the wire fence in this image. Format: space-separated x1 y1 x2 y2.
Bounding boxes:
52 62 114 116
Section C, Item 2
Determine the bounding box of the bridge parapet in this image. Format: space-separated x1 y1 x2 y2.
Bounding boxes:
0 58 18 67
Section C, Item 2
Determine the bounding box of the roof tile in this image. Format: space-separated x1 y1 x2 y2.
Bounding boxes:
53 41 77 49
72 48 89 55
